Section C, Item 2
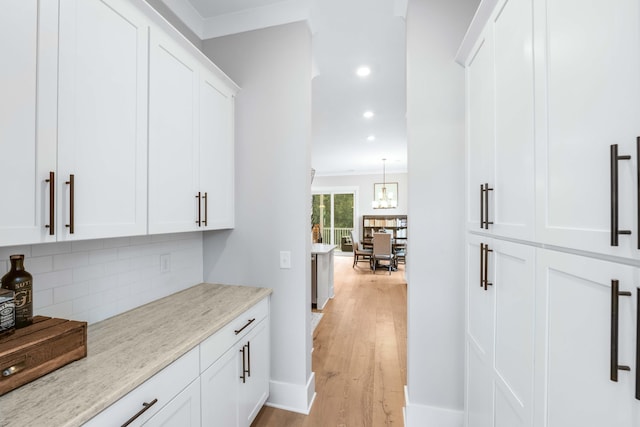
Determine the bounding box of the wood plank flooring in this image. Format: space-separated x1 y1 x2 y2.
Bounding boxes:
251 254 407 427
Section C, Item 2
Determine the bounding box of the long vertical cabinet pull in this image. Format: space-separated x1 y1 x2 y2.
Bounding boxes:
203 192 208 227
239 345 246 383
195 192 201 226
246 341 251 377
45 172 55 235
479 243 485 288
636 288 640 399
65 174 75 234
637 138 640 250
611 279 631 381
479 183 494 229
479 243 492 291
480 184 484 229
610 144 632 246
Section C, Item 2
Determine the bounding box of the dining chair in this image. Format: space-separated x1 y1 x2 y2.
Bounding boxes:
372 232 395 274
351 230 372 268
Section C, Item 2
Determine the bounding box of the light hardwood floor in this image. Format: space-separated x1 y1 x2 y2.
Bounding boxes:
251 254 407 427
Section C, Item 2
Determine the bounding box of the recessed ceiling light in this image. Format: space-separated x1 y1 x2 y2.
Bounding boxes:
363 111 374 119
367 135 376 141
356 66 371 77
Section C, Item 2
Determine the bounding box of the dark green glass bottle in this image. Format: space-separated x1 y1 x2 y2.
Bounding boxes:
1 255 33 328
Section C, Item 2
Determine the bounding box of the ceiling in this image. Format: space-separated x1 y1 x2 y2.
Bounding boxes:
160 0 408 177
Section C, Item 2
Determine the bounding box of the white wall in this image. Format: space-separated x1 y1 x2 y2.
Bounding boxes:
313 172 408 239
200 22 315 414
0 233 203 325
405 0 478 426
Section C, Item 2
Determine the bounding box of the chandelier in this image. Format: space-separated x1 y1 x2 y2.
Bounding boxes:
372 158 397 209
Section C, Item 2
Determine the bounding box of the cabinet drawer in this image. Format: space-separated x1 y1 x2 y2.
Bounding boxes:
84 346 199 427
200 297 269 372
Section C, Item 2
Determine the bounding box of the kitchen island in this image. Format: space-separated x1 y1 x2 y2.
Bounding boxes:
311 244 336 310
0 283 272 427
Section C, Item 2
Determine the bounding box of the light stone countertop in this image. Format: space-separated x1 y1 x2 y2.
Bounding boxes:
0 283 272 427
311 243 337 254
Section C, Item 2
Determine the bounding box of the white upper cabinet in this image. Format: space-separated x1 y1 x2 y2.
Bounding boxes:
199 71 235 230
0 0 57 246
57 0 149 241
148 30 237 235
465 0 535 240
0 0 236 247
535 0 640 257
148 29 200 235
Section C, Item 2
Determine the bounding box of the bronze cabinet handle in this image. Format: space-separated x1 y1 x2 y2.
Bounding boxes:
610 280 631 381
45 171 55 235
65 174 74 234
246 341 251 377
234 318 256 335
610 144 632 246
480 184 484 229
121 399 158 427
195 192 201 226
636 289 640 399
203 192 208 227
239 346 247 383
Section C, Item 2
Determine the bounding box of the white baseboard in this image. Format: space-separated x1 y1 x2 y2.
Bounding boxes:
403 386 463 427
265 373 316 414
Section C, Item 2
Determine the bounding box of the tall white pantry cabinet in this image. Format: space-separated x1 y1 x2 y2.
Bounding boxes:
0 0 237 248
459 0 640 426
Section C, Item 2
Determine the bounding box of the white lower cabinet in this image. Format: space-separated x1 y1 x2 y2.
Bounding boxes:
201 299 270 427
466 235 535 427
535 250 640 427
143 378 201 427
84 347 200 427
84 297 270 427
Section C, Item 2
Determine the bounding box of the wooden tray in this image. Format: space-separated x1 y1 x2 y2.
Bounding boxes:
0 316 87 396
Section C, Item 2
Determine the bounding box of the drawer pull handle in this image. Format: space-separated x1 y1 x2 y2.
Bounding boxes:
610 280 631 381
234 318 256 335
196 192 202 226
1 362 26 378
121 398 158 427
636 288 640 399
240 346 247 383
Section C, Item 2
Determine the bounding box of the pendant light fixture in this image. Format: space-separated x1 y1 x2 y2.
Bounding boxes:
372 158 397 209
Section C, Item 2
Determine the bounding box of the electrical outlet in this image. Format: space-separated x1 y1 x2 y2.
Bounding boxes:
279 251 291 269
160 254 171 273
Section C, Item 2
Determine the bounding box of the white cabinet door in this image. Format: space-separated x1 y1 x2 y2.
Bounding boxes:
239 318 270 426
148 28 199 235
535 0 640 258
491 0 535 240
57 0 148 241
465 0 535 240
0 0 57 246
143 378 201 427
199 70 235 230
466 236 535 427
201 345 240 427
466 29 495 231
535 250 639 427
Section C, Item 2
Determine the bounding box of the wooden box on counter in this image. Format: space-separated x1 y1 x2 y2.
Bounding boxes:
0 316 87 396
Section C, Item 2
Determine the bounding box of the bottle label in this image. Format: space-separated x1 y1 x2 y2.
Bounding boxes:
0 299 15 331
14 280 32 308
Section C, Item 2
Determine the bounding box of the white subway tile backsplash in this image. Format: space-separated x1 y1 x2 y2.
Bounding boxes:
103 237 131 249
31 242 71 257
53 252 89 270
33 269 74 290
34 289 54 309
0 232 204 324
71 239 105 253
88 248 118 265
54 282 90 304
